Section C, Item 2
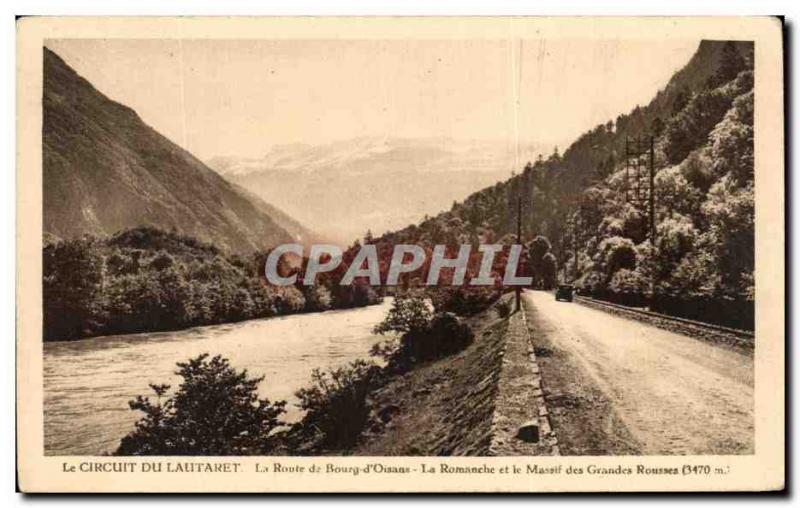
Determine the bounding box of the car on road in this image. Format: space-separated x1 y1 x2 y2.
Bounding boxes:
555 284 574 302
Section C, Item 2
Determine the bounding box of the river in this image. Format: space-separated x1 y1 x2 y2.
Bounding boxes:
43 299 392 455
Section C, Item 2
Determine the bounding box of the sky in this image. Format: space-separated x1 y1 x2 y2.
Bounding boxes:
46 38 700 161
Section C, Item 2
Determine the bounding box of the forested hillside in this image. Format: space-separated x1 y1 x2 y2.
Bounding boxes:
566 41 755 328
365 40 754 328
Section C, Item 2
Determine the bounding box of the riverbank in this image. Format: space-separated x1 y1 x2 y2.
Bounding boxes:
334 294 555 456
351 300 509 455
43 227 382 342
44 300 393 455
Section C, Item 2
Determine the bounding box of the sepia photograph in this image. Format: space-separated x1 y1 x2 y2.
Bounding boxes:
15 15 785 493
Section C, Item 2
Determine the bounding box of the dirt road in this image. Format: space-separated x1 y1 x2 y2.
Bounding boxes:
524 290 754 455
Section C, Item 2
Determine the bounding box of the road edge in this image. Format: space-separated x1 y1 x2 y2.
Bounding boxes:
488 307 559 456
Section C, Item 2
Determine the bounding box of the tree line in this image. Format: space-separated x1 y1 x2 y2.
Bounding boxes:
43 227 381 341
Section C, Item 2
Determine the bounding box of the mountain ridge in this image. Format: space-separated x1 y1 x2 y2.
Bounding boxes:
43 47 316 254
208 136 551 244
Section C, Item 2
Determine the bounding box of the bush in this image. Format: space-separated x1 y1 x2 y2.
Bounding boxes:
373 295 474 369
373 294 432 335
430 287 500 317
680 149 716 192
295 359 379 449
115 354 286 455
404 312 473 361
650 293 754 330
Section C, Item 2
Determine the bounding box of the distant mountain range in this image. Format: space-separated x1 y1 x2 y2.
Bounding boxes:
43 47 317 254
208 137 552 244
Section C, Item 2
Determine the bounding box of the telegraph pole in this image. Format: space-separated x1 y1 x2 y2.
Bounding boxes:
624 137 630 202
625 134 659 301
648 135 656 248
573 224 579 283
515 196 522 312
648 136 657 301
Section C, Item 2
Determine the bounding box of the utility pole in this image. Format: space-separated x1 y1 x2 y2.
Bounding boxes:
648 135 656 248
624 137 630 202
515 196 522 312
648 136 657 301
625 134 657 244
573 222 579 283
625 134 660 302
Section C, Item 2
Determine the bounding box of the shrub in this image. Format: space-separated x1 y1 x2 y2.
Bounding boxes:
657 215 697 270
295 359 379 449
373 295 474 369
405 312 473 361
149 251 175 271
430 287 500 317
115 354 286 455
373 294 432 335
621 204 648 244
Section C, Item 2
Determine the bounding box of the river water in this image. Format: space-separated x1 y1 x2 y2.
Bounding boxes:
43 300 392 455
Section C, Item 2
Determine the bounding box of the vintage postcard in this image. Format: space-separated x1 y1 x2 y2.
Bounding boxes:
16 16 784 493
